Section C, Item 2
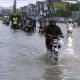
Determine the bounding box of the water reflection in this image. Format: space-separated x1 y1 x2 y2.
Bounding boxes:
67 36 73 47
44 66 63 80
66 35 74 55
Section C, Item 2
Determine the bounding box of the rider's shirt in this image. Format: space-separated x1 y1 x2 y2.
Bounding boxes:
13 18 18 24
67 23 73 28
44 25 62 36
26 20 30 25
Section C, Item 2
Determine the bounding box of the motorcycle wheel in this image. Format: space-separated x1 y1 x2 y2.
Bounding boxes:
54 51 58 62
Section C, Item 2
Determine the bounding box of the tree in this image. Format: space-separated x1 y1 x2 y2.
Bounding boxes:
55 0 61 2
67 3 79 11
9 12 21 28
55 9 72 17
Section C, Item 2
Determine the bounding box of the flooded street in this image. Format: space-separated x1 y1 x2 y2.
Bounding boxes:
0 20 80 80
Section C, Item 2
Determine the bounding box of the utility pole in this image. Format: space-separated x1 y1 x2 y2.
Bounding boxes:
77 0 80 25
48 0 51 18
79 1 80 25
13 0 16 13
29 4 31 18
44 1 48 16
48 0 54 18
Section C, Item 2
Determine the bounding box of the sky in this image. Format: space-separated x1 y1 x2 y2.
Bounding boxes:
0 0 78 8
0 0 44 8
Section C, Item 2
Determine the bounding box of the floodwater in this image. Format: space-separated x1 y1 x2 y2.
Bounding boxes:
0 21 80 80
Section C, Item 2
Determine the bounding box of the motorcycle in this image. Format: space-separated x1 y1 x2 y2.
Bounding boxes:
46 34 64 64
19 23 25 30
18 23 23 29
6 21 10 25
39 24 46 33
39 27 44 33
5 18 10 25
67 26 73 34
24 25 33 32
3 19 6 24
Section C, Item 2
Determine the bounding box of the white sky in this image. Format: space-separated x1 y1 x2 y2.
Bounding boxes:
0 0 44 8
0 0 78 8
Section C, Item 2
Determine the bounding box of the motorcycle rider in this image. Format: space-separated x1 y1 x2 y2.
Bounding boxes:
44 19 63 50
26 18 30 25
32 18 36 31
6 17 10 24
66 19 74 30
19 16 24 28
12 14 18 29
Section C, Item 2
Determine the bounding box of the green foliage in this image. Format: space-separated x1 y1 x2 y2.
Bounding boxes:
75 18 80 23
9 13 14 21
9 13 21 28
75 18 79 22
75 18 80 26
55 3 80 17
9 13 21 22
55 9 72 17
46 13 50 18
69 4 79 11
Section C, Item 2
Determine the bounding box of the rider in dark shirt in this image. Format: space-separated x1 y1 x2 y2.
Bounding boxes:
44 19 63 50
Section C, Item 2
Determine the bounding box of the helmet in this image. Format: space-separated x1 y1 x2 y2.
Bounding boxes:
68 19 72 22
49 19 56 24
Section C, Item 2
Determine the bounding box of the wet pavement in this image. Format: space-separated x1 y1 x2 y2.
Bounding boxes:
0 20 80 80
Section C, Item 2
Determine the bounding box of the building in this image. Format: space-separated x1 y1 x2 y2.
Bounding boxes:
2 7 11 16
72 11 80 20
10 6 13 12
28 4 37 17
36 1 48 16
0 7 2 14
20 1 48 17
20 6 28 17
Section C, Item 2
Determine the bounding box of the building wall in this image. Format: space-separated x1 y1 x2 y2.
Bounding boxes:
72 11 79 20
0 7 2 14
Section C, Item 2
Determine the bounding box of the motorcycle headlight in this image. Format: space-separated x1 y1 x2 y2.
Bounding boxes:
69 27 73 30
